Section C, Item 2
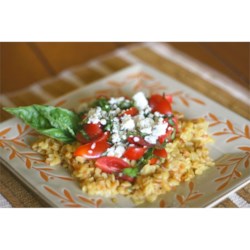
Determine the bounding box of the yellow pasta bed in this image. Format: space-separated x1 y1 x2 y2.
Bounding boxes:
32 117 214 205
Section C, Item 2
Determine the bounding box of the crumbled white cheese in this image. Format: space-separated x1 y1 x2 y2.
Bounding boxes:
115 145 126 157
111 133 121 143
141 127 152 134
106 144 125 157
100 119 107 125
88 150 93 154
133 137 140 142
121 115 135 131
109 97 125 105
87 107 105 124
144 135 157 144
121 134 127 140
152 123 168 137
154 111 161 117
82 92 173 159
132 92 149 110
139 117 154 127
91 143 96 150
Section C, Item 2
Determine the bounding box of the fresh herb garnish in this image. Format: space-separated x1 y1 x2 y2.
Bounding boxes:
92 97 111 111
168 118 175 126
171 128 176 140
104 120 113 131
123 167 139 178
118 100 133 110
3 105 80 143
80 129 90 140
123 148 154 177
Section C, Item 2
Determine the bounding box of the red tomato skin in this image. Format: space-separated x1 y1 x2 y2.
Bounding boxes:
76 132 89 144
158 130 172 144
95 157 129 174
164 95 173 104
149 94 172 114
153 148 167 158
123 147 147 160
120 107 138 117
149 157 158 165
84 123 103 139
127 136 153 147
74 132 110 159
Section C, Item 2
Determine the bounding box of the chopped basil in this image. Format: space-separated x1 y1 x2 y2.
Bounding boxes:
127 131 139 137
92 97 111 111
168 118 175 126
123 167 139 178
123 148 154 177
80 129 90 140
104 120 113 131
118 100 134 110
171 128 176 140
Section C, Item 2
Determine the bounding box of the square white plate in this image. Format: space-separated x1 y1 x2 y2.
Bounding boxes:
1 64 249 207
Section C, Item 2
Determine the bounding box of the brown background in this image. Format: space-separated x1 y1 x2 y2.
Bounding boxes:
1 42 249 93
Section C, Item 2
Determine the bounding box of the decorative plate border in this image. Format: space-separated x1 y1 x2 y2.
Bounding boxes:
0 64 249 207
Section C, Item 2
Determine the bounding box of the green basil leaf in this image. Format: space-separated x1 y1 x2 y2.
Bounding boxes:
92 97 110 111
3 106 51 129
3 105 80 143
33 105 80 137
37 128 75 143
168 118 175 126
119 100 133 110
123 168 139 177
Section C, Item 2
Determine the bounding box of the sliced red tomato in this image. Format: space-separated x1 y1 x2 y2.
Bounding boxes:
84 123 103 139
164 95 173 104
120 107 138 117
172 116 178 133
95 156 129 174
76 123 103 144
123 146 147 160
149 157 158 165
76 132 89 144
74 132 110 159
127 136 153 147
153 148 167 158
149 94 172 114
157 130 172 144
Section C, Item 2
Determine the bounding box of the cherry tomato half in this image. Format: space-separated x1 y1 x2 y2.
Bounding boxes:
149 157 158 165
149 94 172 115
76 123 103 144
127 136 153 147
164 95 173 104
120 107 138 117
76 132 89 144
157 130 173 144
84 123 103 139
95 156 129 174
153 148 167 158
123 146 147 160
74 132 110 159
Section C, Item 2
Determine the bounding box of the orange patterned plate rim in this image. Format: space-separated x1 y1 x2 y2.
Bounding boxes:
0 64 249 207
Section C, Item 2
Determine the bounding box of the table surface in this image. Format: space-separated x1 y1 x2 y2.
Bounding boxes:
0 42 249 208
1 42 249 93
